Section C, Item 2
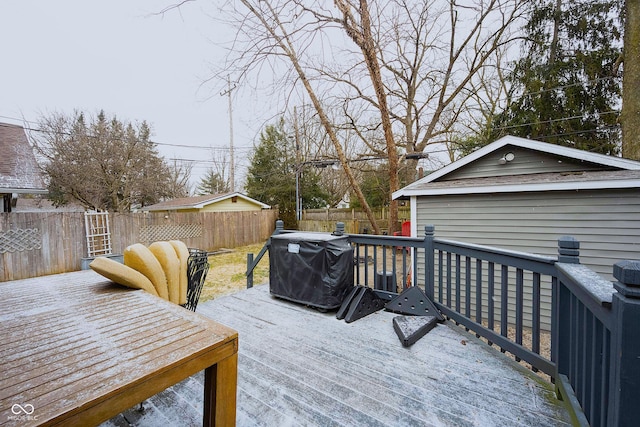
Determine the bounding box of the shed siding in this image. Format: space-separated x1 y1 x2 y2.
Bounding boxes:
200 198 262 212
442 147 606 181
416 188 640 280
415 188 639 331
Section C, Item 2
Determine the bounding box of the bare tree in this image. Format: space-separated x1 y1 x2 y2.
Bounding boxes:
174 0 525 232
286 104 361 208
166 159 193 197
31 110 173 212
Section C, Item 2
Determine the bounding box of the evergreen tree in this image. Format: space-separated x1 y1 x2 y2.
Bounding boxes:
245 120 329 228
479 0 623 154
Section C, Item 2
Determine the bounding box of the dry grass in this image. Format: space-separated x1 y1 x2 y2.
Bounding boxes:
199 243 270 302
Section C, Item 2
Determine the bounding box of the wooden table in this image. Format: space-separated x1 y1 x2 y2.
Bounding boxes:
0 270 238 427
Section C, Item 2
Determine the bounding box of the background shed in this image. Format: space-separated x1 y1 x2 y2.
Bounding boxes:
394 136 640 281
143 192 271 214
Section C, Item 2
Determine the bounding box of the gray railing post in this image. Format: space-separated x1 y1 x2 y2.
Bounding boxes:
608 260 640 426
247 253 254 288
553 237 580 378
424 225 435 298
246 220 282 288
333 222 345 236
557 236 580 264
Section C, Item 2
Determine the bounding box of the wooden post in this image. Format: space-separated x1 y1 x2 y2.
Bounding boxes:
608 260 640 426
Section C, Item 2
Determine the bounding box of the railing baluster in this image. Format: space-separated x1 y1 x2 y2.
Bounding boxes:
389 246 396 292
515 268 523 362
446 252 452 307
401 245 408 290
501 265 508 353
355 244 361 285
438 250 443 302
364 245 369 286
488 262 495 346
580 305 588 413
465 256 471 320
382 244 387 278
455 254 461 316
589 313 598 425
600 327 609 426
476 259 482 338
532 272 541 355
570 293 577 395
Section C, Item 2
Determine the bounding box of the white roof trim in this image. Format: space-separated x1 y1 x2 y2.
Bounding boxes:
145 192 271 211
394 136 640 199
0 188 48 194
396 178 640 197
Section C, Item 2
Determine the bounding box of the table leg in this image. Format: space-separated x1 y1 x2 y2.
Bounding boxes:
203 353 238 427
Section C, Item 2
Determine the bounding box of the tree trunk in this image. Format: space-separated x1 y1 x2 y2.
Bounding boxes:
238 0 381 234
337 0 400 234
622 0 640 159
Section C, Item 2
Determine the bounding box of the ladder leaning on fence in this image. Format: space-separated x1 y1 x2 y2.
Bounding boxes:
84 211 113 258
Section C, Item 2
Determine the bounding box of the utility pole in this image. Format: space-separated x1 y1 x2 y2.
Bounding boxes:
221 77 236 191
294 106 301 221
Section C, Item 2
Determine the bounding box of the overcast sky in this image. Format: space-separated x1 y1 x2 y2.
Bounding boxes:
0 1 272 188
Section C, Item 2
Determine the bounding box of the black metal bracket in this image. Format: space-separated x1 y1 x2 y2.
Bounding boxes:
385 286 444 321
336 285 362 320
337 285 386 323
393 315 439 347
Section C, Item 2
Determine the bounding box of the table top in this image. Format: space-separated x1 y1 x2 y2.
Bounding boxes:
0 270 238 426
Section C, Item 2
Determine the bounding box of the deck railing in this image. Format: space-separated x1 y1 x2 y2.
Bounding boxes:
246 220 640 426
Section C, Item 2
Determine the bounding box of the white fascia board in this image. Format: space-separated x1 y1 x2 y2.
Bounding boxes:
1 188 48 194
397 179 640 197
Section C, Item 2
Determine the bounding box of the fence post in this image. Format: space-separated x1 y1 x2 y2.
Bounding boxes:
608 260 640 426
424 225 435 298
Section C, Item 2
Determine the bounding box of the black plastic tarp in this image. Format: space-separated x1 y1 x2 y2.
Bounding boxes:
269 232 354 310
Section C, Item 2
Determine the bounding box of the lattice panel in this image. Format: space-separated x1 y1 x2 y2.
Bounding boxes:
139 224 202 242
0 228 42 253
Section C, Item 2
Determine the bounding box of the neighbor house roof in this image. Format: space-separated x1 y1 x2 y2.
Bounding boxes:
394 136 640 199
0 122 47 194
143 192 271 211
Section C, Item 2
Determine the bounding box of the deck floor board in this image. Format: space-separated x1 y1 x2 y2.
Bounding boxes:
105 284 571 426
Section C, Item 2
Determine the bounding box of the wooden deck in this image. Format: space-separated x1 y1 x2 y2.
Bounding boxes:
101 283 571 426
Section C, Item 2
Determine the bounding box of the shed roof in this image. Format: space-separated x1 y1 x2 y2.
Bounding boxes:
0 122 47 194
394 136 640 198
143 192 271 211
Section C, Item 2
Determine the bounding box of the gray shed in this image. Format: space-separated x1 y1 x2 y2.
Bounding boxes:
393 136 640 281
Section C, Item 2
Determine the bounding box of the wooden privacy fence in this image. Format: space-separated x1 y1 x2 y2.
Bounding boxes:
299 207 411 234
0 209 278 282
